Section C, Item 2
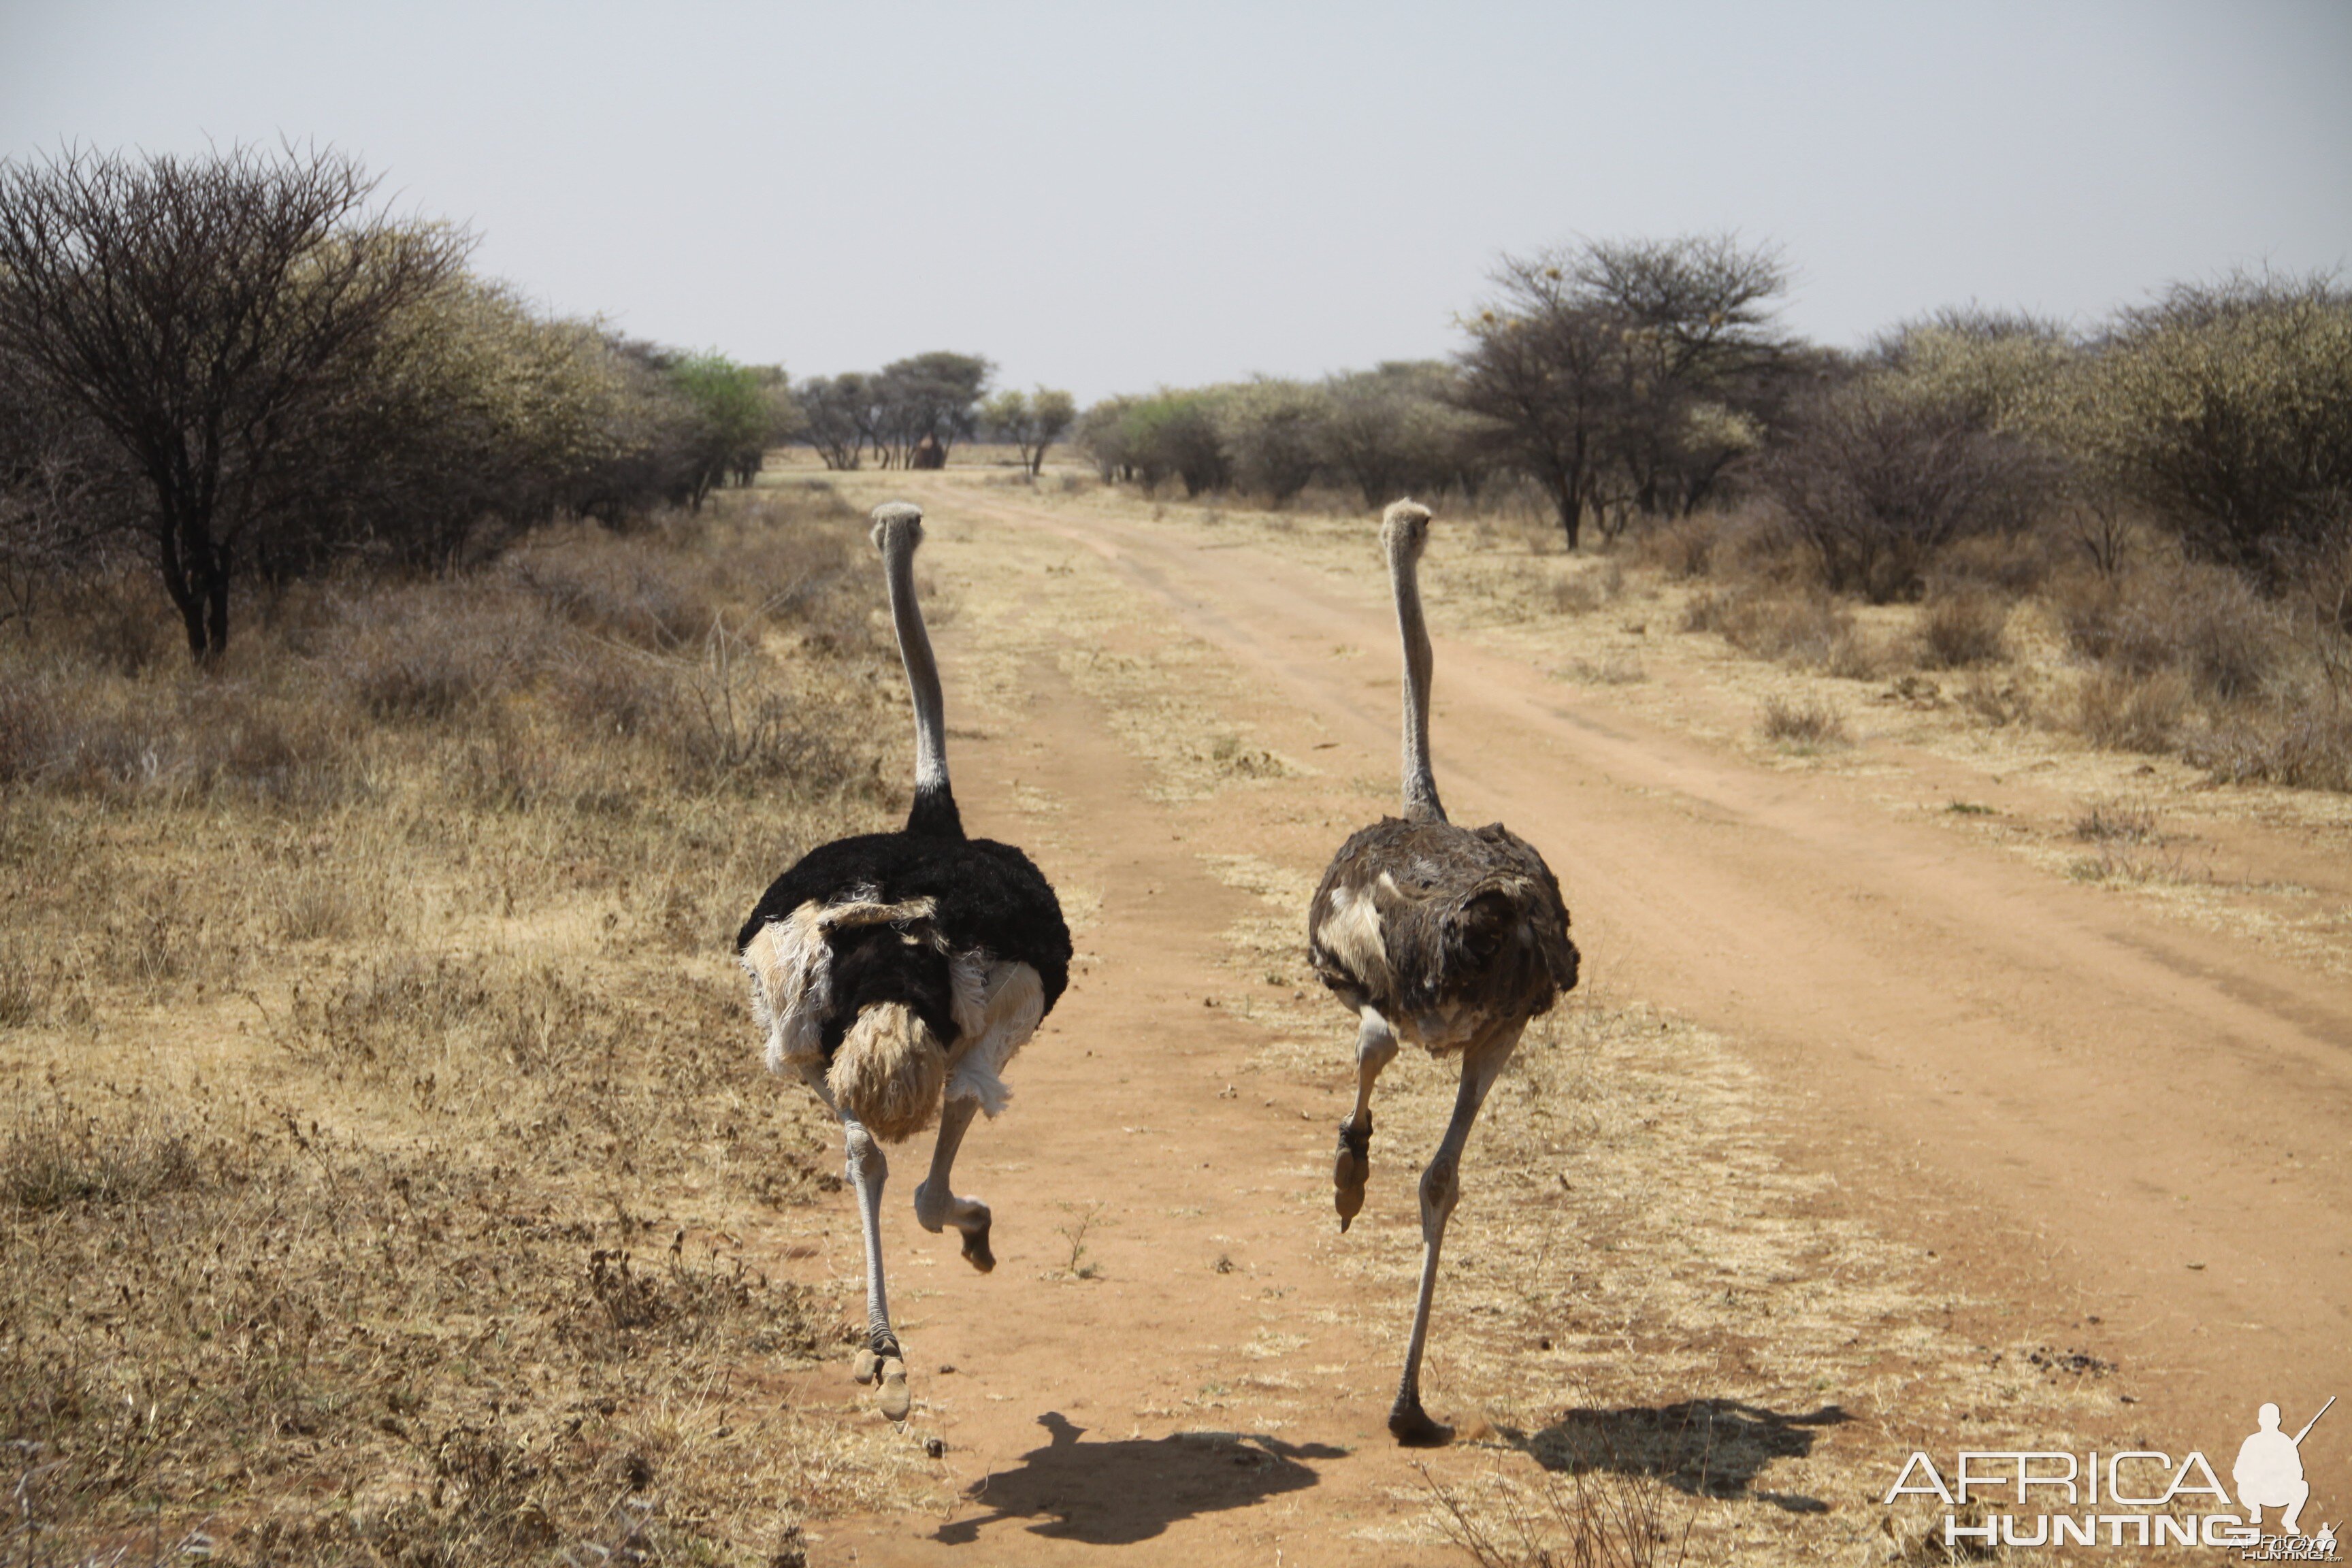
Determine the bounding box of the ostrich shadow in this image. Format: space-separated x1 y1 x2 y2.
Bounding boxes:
936 1412 1346 1546
1503 1399 1850 1515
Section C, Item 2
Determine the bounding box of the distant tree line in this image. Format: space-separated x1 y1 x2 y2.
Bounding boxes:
796 355 1075 476
1072 233 2351 610
1073 237 1817 546
0 145 798 657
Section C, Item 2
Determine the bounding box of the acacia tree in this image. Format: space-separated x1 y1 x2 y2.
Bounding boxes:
1455 259 1616 547
1458 236 1790 546
981 387 1077 476
1321 362 1489 507
0 144 468 659
798 373 872 470
871 352 991 468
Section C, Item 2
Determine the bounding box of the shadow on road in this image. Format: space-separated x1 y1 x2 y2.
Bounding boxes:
936 1411 1347 1546
1507 1398 1850 1514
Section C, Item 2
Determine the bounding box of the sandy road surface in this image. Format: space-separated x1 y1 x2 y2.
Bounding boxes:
787 474 2350 1564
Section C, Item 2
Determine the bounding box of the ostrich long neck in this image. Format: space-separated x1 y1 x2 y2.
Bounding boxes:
883 536 963 838
1391 540 1446 823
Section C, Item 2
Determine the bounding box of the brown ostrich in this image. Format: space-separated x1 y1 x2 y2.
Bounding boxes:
1307 500 1580 1446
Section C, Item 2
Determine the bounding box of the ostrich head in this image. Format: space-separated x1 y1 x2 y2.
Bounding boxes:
872 500 924 555
1382 499 1432 559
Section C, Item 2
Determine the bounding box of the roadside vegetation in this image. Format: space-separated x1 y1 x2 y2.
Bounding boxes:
0 143 980 1563
0 477 935 1562
1071 243 2352 794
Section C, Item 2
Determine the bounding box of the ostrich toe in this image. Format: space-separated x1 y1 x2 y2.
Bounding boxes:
960 1215 996 1273
1388 1397 1452 1448
1333 1122 1372 1230
877 1357 910 1422
852 1348 880 1385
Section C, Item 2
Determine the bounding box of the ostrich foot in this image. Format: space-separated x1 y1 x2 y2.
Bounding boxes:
960 1215 996 1273
877 1357 910 1422
1388 1396 1452 1448
1334 1118 1372 1231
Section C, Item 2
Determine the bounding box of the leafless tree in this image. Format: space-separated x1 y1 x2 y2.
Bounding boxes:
0 144 468 659
1455 260 1616 547
798 374 872 471
1758 385 2050 602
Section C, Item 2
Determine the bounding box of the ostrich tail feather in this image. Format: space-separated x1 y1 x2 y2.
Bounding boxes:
829 1002 947 1142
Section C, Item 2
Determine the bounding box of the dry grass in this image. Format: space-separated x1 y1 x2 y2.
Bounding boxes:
1759 696 1851 751
1680 584 1850 668
2063 798 2202 884
1914 589 2008 669
0 484 938 1563
1424 1456 1695 1568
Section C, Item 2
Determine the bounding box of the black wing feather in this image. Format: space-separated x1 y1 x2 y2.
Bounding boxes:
738 830 1072 1015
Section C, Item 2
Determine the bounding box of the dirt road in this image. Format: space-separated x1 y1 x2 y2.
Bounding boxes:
785 474 2351 1565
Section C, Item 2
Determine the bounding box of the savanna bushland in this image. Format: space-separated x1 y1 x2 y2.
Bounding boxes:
5 142 2349 1567
1073 240 2352 795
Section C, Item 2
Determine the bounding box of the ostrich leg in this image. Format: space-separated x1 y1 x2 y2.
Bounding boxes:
840 1114 911 1421
1335 1009 1400 1230
1390 1019 1524 1446
914 1094 995 1272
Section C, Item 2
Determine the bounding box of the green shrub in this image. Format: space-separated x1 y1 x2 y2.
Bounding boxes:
2031 274 2352 584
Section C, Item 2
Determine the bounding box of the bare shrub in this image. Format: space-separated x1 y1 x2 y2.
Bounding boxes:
1916 589 2008 668
331 583 551 719
1956 672 2032 727
548 642 676 738
1759 696 1850 749
0 676 56 783
1682 585 1852 666
2075 668 2189 752
2074 798 2159 843
1926 528 2060 598
1 1099 201 1211
0 938 55 1029
1633 514 1723 579
269 866 362 943
2185 710 2352 792
45 570 178 674
504 522 718 649
1825 628 1893 681
2050 560 2285 700
1757 382 2053 602
1548 561 1622 615
1424 1456 1693 1568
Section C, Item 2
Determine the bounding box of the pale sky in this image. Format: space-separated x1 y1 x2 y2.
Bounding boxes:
4 1 2347 402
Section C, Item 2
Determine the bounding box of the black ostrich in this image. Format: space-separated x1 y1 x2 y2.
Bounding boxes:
1307 500 1580 1446
738 501 1071 1422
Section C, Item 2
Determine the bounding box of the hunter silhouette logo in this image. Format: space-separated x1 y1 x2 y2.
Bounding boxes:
2236 1396 2331 1540
1879 1393 2339 1554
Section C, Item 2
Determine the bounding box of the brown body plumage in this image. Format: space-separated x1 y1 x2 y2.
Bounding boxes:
1309 817 1577 1051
